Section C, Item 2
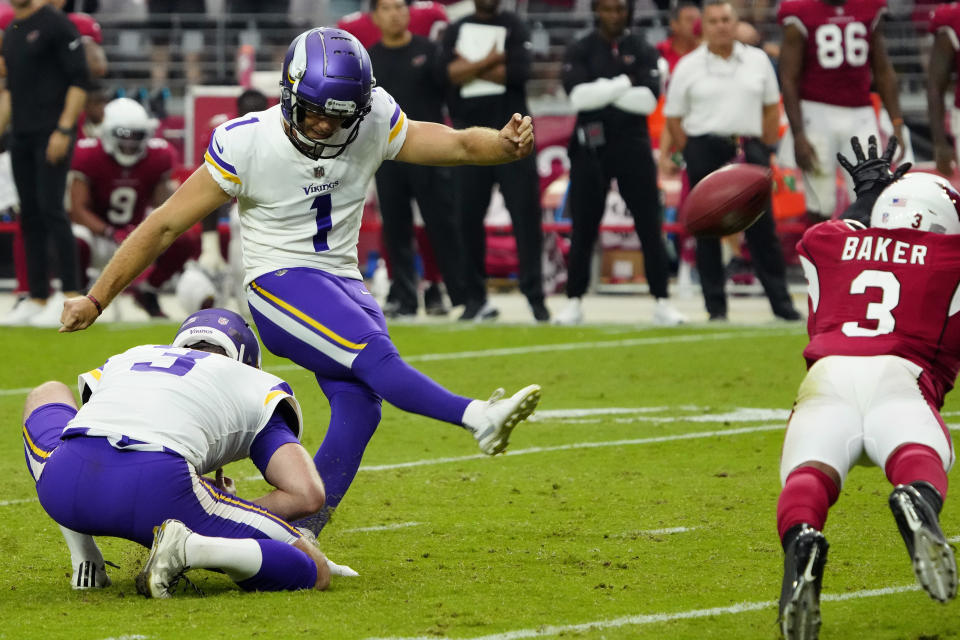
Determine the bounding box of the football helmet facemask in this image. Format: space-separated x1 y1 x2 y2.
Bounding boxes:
280 27 375 160
100 98 158 167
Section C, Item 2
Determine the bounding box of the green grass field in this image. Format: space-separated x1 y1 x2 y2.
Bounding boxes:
1 320 958 639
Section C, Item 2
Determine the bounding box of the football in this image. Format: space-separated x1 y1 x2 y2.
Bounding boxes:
679 163 773 237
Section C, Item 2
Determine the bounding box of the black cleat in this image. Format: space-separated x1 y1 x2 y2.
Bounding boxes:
131 288 167 319
889 483 957 603
779 524 829 640
423 283 449 316
529 298 550 323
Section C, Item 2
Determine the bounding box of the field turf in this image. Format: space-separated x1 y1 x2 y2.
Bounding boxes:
1 320 958 639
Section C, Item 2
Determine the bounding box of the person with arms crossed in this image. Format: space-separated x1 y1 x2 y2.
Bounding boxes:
440 0 549 322
0 0 89 327
928 1 960 178
777 0 903 220
555 0 684 326
368 0 467 319
22 308 358 597
70 98 198 319
60 28 541 537
777 137 957 640
664 0 800 322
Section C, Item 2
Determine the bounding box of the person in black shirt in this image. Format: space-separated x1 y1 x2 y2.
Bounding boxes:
555 0 685 326
369 0 466 318
440 0 548 322
0 0 89 327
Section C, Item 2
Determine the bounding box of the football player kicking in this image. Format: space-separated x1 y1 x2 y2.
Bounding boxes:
777 136 958 640
60 27 541 536
22 308 358 597
70 97 199 319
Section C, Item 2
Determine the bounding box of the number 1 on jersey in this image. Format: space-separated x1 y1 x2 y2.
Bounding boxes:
311 194 332 252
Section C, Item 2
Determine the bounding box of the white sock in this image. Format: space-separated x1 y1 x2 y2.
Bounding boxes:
59 525 103 566
460 399 488 432
184 534 262 582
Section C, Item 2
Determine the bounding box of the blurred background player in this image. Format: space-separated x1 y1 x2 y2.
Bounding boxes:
664 0 800 322
338 0 448 47
61 28 542 538
928 1 960 177
0 0 90 326
655 0 700 179
777 138 957 640
778 0 904 220
21 308 344 596
440 0 549 322
555 0 684 326
69 97 196 319
368 0 466 319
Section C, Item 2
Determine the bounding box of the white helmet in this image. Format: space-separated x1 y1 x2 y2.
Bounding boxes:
175 262 217 315
870 172 960 235
100 98 157 167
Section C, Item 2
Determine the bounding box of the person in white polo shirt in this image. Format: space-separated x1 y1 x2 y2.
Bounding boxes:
664 0 800 322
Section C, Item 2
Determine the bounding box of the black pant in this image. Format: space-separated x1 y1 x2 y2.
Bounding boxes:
454 153 544 305
565 137 669 299
10 131 79 298
375 162 466 310
683 135 794 318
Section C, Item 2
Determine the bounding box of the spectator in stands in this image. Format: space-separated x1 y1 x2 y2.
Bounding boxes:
440 0 549 322
368 0 465 318
0 0 89 326
70 98 196 318
928 2 960 177
555 0 685 326
147 0 206 92
664 0 800 322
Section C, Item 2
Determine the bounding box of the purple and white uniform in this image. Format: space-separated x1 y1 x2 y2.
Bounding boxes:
23 345 305 548
197 28 474 534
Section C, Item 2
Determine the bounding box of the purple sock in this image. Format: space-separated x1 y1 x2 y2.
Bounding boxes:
294 380 382 535
235 540 316 592
352 334 471 425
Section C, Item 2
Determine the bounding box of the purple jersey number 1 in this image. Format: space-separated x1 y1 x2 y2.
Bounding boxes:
312 194 333 252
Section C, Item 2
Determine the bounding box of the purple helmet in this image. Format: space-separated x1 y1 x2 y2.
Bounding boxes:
280 28 375 160
172 308 262 369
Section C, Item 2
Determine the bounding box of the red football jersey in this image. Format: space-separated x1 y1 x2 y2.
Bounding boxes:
798 220 960 406
0 9 101 42
777 0 886 107
338 1 447 48
71 138 175 228
930 2 960 109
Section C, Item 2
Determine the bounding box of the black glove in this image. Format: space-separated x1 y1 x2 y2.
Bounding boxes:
836 135 911 197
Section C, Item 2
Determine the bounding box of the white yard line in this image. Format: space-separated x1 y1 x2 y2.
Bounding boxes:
0 498 37 507
366 585 921 640
341 522 424 533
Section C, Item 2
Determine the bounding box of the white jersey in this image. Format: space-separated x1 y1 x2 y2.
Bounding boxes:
204 90 409 285
68 345 303 475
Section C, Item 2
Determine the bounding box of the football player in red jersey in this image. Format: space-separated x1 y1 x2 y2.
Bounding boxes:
928 2 960 177
338 0 448 48
777 137 958 640
778 0 903 220
69 98 198 318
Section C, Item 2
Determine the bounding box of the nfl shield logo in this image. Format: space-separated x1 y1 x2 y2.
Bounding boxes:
314 166 325 178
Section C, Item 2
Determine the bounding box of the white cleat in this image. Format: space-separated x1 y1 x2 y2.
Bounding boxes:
552 298 583 326
0 297 43 326
72 560 111 589
28 293 66 328
136 519 192 599
473 385 541 455
652 299 686 326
